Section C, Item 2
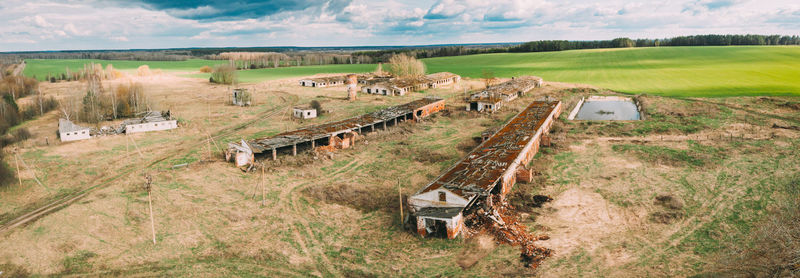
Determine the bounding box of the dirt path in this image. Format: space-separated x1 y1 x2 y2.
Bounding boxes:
0 93 296 235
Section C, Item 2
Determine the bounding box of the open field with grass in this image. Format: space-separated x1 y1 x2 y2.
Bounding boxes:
424 46 800 97
24 46 800 97
2 64 800 276
23 59 228 81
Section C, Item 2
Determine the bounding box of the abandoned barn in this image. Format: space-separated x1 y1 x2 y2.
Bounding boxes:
298 76 347 87
58 118 91 142
226 97 446 167
408 100 563 239
467 76 543 113
362 72 461 96
122 111 178 134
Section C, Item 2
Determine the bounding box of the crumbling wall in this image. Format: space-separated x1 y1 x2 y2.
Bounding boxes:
413 100 445 120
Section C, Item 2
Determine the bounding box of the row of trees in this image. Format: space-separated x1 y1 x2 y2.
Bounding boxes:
353 34 800 62
0 75 53 135
65 70 153 124
206 52 361 69
5 51 189 61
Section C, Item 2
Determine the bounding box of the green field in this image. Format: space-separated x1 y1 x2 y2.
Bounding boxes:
23 59 227 80
424 46 800 97
23 46 800 97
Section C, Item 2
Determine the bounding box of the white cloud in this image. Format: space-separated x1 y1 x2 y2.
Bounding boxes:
0 0 797 51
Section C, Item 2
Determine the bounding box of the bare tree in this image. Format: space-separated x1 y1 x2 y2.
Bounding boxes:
387 54 426 78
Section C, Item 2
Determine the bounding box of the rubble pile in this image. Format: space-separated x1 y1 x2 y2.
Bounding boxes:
464 195 552 268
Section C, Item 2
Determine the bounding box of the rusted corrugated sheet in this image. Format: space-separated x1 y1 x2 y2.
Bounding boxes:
414 101 562 201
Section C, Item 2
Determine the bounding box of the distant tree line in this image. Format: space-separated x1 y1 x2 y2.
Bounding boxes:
354 34 800 62
3 51 190 61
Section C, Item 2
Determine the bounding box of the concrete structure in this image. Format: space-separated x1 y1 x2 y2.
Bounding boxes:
346 74 358 101
226 97 446 166
409 100 563 239
299 76 347 88
231 88 251 106
293 106 318 119
467 76 543 113
362 72 461 96
123 111 178 134
58 118 91 142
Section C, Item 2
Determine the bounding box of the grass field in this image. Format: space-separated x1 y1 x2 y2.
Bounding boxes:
22 46 800 97
424 46 800 97
23 59 227 80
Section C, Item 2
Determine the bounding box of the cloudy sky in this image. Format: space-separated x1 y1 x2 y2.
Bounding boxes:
1 0 798 52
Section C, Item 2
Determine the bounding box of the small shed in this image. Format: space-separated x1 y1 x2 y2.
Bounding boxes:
58 118 91 142
231 88 251 106
123 111 178 134
293 106 317 119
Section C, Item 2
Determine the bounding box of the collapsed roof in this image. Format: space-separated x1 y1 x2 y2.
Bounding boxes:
413 101 560 202
58 118 89 133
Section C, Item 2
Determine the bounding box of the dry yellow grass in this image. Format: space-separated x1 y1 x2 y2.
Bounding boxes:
0 70 798 276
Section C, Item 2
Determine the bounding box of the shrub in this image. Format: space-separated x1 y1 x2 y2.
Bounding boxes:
310 100 323 115
0 152 15 188
210 64 237 85
199 65 212 73
136 65 151 76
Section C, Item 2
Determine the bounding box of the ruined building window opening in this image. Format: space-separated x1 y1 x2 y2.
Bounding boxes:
438 192 446 202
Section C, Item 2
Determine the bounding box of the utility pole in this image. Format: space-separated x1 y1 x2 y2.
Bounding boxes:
14 148 22 187
398 180 404 226
261 165 266 207
145 174 156 245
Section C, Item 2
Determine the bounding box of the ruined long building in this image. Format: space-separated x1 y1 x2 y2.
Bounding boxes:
409 100 562 238
467 76 543 113
226 97 446 167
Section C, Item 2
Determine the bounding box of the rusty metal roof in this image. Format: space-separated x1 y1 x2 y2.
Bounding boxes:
247 97 444 151
415 101 559 200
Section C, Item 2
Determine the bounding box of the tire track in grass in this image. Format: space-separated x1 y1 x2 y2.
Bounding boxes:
0 93 295 235
276 158 362 277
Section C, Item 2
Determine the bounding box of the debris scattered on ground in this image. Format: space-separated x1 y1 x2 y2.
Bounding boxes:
464 195 553 268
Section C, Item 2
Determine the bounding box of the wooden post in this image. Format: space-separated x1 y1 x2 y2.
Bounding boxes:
261 166 266 207
14 151 22 187
292 144 297 156
311 140 315 149
272 148 277 160
398 181 404 226
145 175 156 245
383 121 387 131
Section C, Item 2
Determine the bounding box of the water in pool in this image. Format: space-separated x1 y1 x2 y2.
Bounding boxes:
575 100 640 120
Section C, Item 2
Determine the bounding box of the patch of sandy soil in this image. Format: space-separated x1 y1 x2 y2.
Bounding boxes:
536 188 638 257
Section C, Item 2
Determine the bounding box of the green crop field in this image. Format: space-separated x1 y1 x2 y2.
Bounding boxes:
23 59 227 80
23 46 800 97
423 46 800 97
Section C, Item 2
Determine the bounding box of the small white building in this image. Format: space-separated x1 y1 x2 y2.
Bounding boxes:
293 106 317 119
362 83 404 96
123 111 178 134
58 118 91 142
299 76 346 88
231 88 251 106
